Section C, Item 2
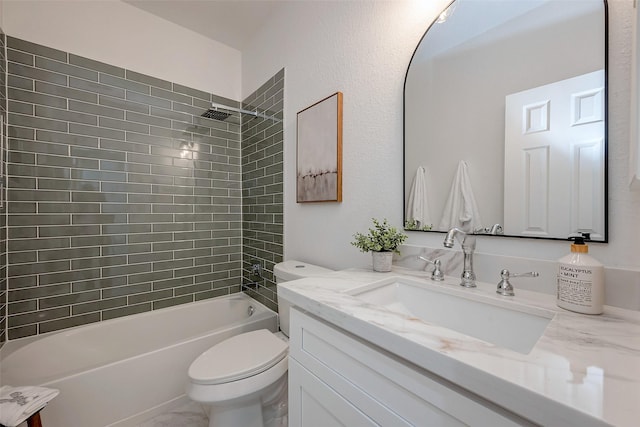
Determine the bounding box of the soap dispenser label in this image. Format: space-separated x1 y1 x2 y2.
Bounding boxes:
557 275 593 307
556 264 604 314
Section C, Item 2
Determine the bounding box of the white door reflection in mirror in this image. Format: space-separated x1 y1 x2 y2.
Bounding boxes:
504 70 605 239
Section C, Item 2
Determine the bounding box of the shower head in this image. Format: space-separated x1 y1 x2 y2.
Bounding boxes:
206 102 282 123
201 109 232 121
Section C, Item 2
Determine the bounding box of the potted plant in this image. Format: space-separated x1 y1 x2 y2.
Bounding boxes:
351 218 408 272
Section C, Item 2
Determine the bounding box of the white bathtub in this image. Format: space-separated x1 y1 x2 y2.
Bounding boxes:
0 293 278 427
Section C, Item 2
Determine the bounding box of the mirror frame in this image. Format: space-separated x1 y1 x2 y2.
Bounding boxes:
403 0 609 242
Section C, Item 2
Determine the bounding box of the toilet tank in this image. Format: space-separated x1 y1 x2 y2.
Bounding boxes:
274 260 334 337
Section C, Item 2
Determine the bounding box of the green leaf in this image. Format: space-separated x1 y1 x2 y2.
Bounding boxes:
350 218 408 254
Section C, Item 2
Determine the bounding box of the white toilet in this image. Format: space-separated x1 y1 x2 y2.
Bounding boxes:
186 260 333 427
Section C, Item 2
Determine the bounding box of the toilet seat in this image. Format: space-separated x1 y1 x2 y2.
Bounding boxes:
189 329 288 385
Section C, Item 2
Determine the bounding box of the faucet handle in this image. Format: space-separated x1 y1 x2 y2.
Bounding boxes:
496 269 539 296
418 256 445 281
431 259 445 281
474 224 504 235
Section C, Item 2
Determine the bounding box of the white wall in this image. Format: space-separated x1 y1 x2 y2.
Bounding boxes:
242 0 640 272
1 0 242 100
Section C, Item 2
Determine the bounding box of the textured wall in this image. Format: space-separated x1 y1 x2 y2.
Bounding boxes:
6 37 244 339
241 0 451 271
241 69 284 311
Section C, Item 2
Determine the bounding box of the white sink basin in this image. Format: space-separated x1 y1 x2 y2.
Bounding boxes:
346 277 554 354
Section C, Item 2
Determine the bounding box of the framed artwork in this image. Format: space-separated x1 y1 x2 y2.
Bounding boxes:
296 92 343 203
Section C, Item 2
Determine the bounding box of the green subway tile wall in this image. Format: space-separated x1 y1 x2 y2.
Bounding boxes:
4 37 285 340
1 32 8 348
241 70 284 311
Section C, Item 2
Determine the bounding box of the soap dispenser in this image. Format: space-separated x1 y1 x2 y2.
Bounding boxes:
556 233 604 314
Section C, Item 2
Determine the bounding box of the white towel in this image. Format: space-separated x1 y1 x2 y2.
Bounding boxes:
0 385 59 427
438 161 482 232
406 166 432 229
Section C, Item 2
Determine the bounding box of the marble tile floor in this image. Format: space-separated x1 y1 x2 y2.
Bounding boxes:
137 401 208 427
137 400 288 427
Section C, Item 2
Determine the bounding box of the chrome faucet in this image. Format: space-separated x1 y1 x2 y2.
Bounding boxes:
443 227 476 288
417 256 444 281
475 223 503 235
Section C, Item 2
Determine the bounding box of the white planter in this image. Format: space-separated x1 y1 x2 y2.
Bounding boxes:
372 251 393 272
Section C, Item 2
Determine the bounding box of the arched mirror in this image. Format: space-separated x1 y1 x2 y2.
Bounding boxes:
404 0 608 241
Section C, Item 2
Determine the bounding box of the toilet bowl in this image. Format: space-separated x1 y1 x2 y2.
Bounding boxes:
186 260 333 427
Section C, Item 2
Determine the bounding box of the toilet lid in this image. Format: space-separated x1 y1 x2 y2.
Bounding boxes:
189 329 288 385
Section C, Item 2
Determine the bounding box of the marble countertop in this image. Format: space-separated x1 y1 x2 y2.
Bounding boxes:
277 267 640 427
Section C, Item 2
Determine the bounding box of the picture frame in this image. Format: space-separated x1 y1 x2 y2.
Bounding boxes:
296 92 343 203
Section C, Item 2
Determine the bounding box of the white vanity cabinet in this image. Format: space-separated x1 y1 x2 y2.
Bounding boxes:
288 308 535 427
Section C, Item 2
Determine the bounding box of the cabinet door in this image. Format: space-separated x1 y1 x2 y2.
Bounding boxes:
289 358 379 427
290 308 533 427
